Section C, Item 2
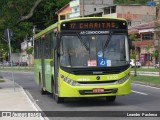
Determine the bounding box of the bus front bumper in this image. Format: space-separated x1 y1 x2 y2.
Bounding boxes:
59 79 131 97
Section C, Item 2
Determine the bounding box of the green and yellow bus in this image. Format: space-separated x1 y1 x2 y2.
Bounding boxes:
34 17 131 103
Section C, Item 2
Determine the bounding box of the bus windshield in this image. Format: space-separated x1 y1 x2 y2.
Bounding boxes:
60 33 129 68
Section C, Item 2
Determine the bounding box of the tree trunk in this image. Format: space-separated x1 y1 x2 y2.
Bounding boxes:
134 44 137 76
18 0 42 23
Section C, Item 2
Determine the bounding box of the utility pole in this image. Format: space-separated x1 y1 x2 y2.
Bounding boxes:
134 43 137 76
158 37 160 76
0 39 2 77
7 28 15 91
32 26 36 66
82 0 84 17
33 25 36 48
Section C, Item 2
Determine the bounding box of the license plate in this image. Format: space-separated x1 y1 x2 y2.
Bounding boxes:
92 88 104 93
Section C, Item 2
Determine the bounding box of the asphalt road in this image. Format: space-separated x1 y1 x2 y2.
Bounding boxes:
1 71 160 120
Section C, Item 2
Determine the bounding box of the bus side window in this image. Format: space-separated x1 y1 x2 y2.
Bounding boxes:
39 39 42 58
34 40 37 58
34 40 39 58
50 32 55 58
45 34 49 59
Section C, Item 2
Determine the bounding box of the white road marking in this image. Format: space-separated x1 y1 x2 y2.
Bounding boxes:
132 83 160 90
17 84 45 120
131 90 148 95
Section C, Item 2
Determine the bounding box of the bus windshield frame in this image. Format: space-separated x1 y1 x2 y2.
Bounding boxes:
59 30 129 69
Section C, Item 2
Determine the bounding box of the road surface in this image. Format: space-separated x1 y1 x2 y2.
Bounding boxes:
1 71 160 120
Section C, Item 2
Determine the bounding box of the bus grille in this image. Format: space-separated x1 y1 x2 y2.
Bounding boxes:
61 65 130 75
73 69 121 75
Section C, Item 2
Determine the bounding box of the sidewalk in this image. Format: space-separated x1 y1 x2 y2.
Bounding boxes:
0 79 44 120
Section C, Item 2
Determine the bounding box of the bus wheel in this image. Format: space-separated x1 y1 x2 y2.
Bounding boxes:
106 96 116 102
54 94 64 103
39 73 45 95
41 88 47 95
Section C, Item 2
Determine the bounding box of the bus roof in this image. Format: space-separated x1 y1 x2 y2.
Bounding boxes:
35 22 58 39
59 17 127 24
35 17 127 40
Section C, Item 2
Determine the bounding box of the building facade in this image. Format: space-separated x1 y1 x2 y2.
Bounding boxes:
68 0 113 18
59 1 156 29
55 4 72 21
103 5 156 28
56 0 159 66
129 20 160 66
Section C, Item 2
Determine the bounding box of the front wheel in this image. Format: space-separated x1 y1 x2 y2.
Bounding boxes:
53 93 64 103
106 96 116 102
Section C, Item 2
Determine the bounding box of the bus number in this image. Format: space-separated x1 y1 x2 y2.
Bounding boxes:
107 76 118 80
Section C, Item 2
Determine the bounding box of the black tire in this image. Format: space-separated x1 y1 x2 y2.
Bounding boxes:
41 88 47 95
39 73 47 95
106 96 116 102
53 93 64 103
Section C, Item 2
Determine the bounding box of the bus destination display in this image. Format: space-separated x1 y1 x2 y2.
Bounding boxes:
61 20 127 30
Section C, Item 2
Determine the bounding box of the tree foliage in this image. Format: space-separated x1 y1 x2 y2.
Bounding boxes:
30 0 70 29
26 46 34 55
0 0 70 52
152 50 159 59
145 45 152 53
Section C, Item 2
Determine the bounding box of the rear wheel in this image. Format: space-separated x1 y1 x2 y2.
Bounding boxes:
41 88 47 95
106 96 116 102
39 73 47 95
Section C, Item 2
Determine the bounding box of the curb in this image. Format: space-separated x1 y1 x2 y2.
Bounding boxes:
130 71 159 75
2 78 49 120
131 81 160 88
24 90 50 120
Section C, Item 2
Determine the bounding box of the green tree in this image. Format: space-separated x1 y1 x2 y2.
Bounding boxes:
152 49 159 64
26 46 34 66
0 0 42 51
0 37 9 61
26 47 33 55
0 0 70 52
145 45 152 68
129 33 140 76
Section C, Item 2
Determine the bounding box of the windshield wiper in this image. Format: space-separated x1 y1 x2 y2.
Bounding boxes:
103 31 113 51
76 32 90 51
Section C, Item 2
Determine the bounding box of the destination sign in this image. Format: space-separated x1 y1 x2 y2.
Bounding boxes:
61 20 127 30
80 31 109 35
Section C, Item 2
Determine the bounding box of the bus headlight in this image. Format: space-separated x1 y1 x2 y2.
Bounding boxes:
60 75 80 86
118 74 130 84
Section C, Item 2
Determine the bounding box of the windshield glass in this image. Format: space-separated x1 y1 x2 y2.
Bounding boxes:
60 33 129 68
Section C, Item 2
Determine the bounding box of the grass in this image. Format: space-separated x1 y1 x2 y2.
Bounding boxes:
131 75 160 85
0 80 5 82
131 68 160 72
0 76 5 82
